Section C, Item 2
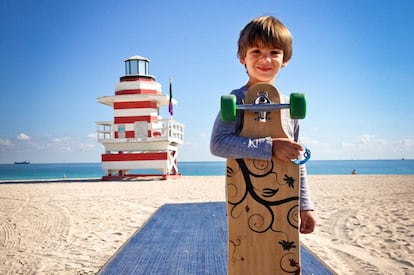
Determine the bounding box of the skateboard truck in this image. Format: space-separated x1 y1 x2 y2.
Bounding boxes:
220 90 311 165
254 91 273 122
220 92 305 122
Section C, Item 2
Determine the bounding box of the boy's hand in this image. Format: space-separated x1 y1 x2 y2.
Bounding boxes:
300 210 316 234
272 138 303 162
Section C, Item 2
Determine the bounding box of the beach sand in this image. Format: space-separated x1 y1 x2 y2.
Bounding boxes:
0 175 413 274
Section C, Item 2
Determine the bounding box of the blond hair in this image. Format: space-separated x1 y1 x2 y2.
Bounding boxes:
237 16 293 62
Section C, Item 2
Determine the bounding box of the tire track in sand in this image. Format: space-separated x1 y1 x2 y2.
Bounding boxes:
312 208 408 274
0 198 71 274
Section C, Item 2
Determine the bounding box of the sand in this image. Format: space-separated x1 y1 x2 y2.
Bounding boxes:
0 175 413 275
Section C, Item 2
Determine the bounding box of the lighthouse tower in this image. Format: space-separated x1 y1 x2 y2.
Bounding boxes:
96 55 184 180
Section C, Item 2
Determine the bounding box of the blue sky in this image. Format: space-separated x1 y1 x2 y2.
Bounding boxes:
0 0 413 163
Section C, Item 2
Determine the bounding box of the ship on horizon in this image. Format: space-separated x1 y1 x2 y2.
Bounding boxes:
14 160 30 164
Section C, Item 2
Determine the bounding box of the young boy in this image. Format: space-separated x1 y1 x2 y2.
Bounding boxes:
210 15 315 234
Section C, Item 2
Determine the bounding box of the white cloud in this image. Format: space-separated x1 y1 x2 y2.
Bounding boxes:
302 134 414 160
79 143 97 150
0 138 13 147
0 133 103 163
45 137 73 152
51 137 61 143
392 138 414 149
341 134 387 148
16 133 30 140
87 132 97 139
199 132 209 138
340 134 414 159
300 136 330 148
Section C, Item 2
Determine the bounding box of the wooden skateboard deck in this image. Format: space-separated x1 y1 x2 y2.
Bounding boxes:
226 83 301 274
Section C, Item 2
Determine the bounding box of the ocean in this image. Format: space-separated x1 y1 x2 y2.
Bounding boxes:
0 160 413 181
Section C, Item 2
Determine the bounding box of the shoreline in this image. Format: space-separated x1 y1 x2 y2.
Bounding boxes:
1 173 413 184
0 178 102 184
0 175 413 274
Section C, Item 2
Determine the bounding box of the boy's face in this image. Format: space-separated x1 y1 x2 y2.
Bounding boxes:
240 46 288 86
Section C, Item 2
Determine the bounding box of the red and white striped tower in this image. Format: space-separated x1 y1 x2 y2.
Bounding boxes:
96 55 184 180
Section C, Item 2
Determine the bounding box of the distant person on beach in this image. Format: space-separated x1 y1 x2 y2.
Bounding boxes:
210 15 316 234
352 169 356 175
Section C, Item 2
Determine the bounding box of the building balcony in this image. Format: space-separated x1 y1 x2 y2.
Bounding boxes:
96 119 184 151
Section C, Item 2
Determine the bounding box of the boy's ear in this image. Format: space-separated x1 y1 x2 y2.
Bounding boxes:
239 56 246 65
281 60 289 67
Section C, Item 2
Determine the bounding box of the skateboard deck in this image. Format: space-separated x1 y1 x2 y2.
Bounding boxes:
225 83 301 274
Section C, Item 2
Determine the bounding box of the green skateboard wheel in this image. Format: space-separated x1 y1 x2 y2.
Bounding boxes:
220 95 237 122
290 93 306 119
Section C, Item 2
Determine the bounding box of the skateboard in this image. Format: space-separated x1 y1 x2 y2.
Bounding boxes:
220 83 310 275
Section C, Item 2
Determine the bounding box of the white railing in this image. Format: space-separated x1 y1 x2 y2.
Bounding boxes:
96 121 113 140
96 119 184 144
160 119 184 143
